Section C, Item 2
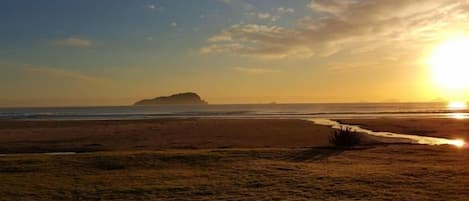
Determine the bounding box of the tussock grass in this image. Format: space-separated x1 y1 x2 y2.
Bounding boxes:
329 127 361 148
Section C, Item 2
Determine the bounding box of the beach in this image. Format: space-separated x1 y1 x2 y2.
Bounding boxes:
1 118 469 200
0 119 335 153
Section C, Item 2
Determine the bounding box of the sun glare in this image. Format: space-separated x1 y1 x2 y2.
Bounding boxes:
448 101 467 110
429 36 469 89
449 139 466 148
449 113 467 119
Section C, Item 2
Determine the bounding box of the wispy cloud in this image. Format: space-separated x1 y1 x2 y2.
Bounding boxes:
51 37 93 48
245 7 295 21
257 12 272 20
201 24 313 58
276 7 295 15
145 4 164 11
218 0 254 11
203 0 469 59
234 67 280 74
308 0 355 16
24 65 101 82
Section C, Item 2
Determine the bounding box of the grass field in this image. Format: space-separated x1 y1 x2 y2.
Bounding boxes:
1 145 468 200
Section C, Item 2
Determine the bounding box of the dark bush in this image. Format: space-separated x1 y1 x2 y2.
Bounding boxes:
329 127 361 147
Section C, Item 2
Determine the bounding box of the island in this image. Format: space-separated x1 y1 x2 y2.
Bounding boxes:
134 92 208 105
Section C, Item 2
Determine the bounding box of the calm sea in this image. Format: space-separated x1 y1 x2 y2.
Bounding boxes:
0 102 466 120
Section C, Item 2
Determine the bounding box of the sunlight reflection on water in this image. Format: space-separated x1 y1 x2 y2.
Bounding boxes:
448 113 468 119
310 119 465 148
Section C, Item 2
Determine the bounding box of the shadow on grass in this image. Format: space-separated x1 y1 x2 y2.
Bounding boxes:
289 147 345 162
288 146 375 162
0 166 39 173
93 157 128 170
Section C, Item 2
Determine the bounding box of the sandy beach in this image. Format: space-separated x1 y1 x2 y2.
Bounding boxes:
1 118 469 200
0 119 336 153
1 118 466 154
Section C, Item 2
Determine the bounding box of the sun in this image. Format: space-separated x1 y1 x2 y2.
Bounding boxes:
428 36 469 89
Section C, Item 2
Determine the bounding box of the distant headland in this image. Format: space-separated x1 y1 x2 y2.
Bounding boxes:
134 92 208 106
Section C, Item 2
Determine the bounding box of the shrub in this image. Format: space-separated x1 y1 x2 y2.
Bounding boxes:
329 127 361 148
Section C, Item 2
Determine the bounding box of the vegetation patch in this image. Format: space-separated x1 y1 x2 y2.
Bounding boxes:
329 127 361 148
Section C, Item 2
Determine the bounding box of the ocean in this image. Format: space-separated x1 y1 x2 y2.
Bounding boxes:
0 102 466 120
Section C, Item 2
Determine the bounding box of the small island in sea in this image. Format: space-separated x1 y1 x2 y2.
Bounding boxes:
134 92 208 105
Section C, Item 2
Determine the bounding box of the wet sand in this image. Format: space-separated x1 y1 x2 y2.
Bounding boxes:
0 119 336 154
2 118 466 154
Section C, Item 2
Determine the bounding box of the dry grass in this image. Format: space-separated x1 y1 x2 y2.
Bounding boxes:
329 127 361 148
1 145 469 200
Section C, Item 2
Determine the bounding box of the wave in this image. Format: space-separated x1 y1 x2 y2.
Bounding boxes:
0 110 467 120
0 103 465 120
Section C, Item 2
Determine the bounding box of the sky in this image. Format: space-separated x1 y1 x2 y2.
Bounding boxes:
1 0 469 106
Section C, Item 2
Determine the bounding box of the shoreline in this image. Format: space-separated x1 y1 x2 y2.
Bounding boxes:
0 118 467 154
1 113 467 121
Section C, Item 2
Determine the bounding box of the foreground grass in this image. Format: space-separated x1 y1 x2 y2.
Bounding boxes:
1 145 469 200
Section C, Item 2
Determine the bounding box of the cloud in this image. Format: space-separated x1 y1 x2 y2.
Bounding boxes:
234 67 280 74
245 7 295 21
218 0 254 11
203 0 469 59
257 12 272 20
24 65 101 82
51 37 93 48
245 12 277 21
145 4 164 11
201 24 313 58
276 7 295 14
308 0 356 16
